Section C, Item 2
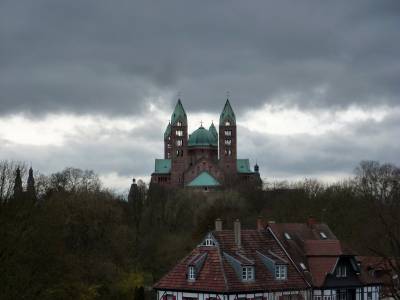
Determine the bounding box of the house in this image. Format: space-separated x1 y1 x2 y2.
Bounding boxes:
267 218 383 300
154 218 385 300
151 99 261 189
154 219 310 300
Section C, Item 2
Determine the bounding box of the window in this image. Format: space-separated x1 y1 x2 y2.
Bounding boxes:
166 295 174 300
224 130 232 136
204 237 215 246
323 296 331 300
177 121 182 127
225 149 232 156
176 139 183 147
367 292 372 300
313 296 322 300
188 266 195 281
275 265 287 280
176 130 183 136
284 232 291 240
242 266 254 281
320 232 327 239
336 265 347 277
167 143 171 148
167 152 171 159
224 139 232 146
225 121 231 126
300 263 307 270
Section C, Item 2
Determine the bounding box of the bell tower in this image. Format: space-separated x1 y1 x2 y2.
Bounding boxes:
170 99 188 186
219 99 237 177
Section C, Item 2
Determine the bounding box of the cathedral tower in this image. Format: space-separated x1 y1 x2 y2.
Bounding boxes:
219 99 237 177
170 99 188 185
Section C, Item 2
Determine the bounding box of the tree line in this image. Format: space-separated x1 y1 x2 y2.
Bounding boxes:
0 160 399 300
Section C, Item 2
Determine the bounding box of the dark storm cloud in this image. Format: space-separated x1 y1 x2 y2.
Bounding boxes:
1 0 399 116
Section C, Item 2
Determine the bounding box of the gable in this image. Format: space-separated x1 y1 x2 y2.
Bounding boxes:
187 171 220 187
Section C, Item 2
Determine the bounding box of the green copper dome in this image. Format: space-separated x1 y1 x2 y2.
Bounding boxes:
188 126 218 147
219 99 236 125
171 99 187 125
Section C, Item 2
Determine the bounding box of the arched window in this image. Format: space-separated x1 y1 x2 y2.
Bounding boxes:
176 140 183 147
177 121 182 127
225 139 232 146
225 120 231 126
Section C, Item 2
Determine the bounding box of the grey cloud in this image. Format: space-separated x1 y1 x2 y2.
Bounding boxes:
1 0 400 116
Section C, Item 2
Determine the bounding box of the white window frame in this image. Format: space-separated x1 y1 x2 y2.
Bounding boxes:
320 232 328 239
204 238 214 246
336 265 347 277
224 130 232 136
188 266 196 281
242 266 254 281
275 264 287 280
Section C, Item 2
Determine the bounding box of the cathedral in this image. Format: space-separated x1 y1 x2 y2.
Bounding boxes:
151 99 261 189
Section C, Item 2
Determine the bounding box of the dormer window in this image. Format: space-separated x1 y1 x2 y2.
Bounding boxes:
204 238 215 246
336 265 347 277
188 266 195 281
284 232 291 240
275 265 287 280
320 232 327 239
242 266 254 281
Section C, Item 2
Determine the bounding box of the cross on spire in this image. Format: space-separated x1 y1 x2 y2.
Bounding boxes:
200 120 203 127
226 91 230 99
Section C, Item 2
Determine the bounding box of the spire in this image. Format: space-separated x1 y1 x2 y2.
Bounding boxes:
13 167 23 198
209 122 218 140
164 121 171 139
171 99 187 126
27 167 36 197
219 99 236 125
128 178 139 204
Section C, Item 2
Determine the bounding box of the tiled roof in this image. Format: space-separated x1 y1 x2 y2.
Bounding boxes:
154 229 308 293
268 223 381 288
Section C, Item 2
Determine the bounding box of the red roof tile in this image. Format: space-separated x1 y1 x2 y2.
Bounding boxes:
154 229 309 293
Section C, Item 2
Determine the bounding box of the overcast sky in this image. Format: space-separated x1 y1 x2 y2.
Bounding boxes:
1 0 399 192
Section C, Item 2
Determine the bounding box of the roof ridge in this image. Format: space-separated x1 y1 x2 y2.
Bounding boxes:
216 241 229 292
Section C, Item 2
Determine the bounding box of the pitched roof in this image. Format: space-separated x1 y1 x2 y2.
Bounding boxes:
171 99 187 125
220 99 236 125
237 159 253 174
154 229 308 293
164 122 171 139
187 171 220 187
268 222 380 288
154 159 171 174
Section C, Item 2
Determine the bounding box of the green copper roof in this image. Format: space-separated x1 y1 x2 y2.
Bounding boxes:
237 159 252 173
171 99 187 125
209 123 218 139
187 171 220 187
154 159 171 174
188 126 218 147
219 99 236 125
164 122 171 139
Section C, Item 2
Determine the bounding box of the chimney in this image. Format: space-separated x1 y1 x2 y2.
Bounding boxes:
257 217 264 231
234 219 241 248
215 218 223 231
307 216 317 227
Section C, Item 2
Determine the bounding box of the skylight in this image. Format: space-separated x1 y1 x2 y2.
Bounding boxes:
320 232 327 239
284 232 291 240
300 263 307 270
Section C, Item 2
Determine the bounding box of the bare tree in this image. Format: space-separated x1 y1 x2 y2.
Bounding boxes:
0 161 27 203
355 161 400 299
